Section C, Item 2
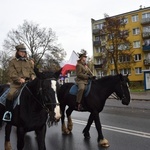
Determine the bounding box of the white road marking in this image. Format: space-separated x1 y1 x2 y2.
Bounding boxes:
72 119 150 139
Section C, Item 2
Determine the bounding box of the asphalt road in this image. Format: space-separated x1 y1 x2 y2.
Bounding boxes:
0 99 150 150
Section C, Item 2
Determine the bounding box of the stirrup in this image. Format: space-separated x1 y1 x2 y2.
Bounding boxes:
2 111 12 121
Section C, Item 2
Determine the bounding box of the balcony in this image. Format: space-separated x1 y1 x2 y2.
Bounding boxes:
143 45 150 51
94 52 101 57
142 32 150 39
143 59 150 65
94 64 103 69
93 41 101 46
93 29 100 35
141 18 150 25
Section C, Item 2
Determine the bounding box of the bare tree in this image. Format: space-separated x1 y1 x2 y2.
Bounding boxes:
0 51 10 83
101 14 134 74
3 20 66 67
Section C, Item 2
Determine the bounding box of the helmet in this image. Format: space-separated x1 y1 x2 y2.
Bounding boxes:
15 44 26 52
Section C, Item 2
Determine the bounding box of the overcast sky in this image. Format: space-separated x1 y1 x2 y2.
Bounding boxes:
0 0 150 60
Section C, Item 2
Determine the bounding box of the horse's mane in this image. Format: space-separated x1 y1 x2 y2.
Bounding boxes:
96 75 119 86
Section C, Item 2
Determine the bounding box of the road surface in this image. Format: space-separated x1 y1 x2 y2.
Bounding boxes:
0 99 150 150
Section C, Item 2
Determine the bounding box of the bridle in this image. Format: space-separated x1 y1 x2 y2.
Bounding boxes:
111 80 127 101
25 78 60 113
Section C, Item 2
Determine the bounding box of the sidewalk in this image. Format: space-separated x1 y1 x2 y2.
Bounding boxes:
130 91 150 101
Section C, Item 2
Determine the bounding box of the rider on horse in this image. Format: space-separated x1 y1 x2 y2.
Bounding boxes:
75 50 95 111
3 44 36 122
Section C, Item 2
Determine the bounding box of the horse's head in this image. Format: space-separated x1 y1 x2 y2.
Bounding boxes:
34 69 61 124
114 74 131 105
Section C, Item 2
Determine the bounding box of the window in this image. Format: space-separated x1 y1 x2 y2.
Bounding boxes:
134 54 141 61
133 28 140 35
123 18 128 24
108 33 116 40
95 47 101 53
95 58 103 64
132 15 139 22
95 47 105 53
94 23 104 29
101 46 105 52
120 30 129 37
109 45 114 51
120 68 131 75
94 24 100 29
143 39 150 46
99 23 104 30
118 43 130 50
135 67 142 74
119 55 130 62
133 41 140 48
110 58 114 64
142 13 150 19
110 70 116 75
97 70 104 77
95 36 100 41
143 26 150 32
100 35 106 41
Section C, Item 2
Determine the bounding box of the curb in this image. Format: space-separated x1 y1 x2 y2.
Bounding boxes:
108 97 150 101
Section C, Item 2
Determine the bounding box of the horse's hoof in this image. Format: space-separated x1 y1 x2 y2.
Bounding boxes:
5 141 12 150
67 123 73 132
99 138 110 148
83 132 91 139
62 129 71 135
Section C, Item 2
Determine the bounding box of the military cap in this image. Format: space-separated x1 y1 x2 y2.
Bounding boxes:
15 44 26 51
78 49 87 59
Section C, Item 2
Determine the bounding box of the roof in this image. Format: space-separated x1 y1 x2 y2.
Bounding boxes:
91 6 150 23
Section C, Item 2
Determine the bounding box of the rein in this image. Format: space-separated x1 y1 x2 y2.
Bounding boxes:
24 78 60 113
25 85 50 113
111 81 127 100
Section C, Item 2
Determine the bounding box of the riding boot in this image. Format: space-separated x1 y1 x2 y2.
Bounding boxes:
3 99 13 122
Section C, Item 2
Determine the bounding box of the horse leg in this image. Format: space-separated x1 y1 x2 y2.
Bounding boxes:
17 127 25 150
60 104 69 134
82 113 94 139
0 104 5 129
93 111 109 148
35 124 46 150
66 107 73 132
5 124 12 150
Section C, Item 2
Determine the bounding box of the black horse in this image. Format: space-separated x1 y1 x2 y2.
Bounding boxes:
58 74 131 147
0 69 61 150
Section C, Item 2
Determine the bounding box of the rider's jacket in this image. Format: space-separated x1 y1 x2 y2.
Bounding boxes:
8 57 35 84
75 60 92 84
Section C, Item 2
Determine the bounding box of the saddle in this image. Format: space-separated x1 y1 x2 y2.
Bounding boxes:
69 81 92 97
0 84 26 108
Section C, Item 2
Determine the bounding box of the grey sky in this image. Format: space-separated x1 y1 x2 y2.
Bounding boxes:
0 0 150 59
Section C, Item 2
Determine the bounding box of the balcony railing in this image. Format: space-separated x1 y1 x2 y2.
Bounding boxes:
93 29 100 35
142 32 150 38
141 18 150 25
94 64 103 69
143 59 150 65
93 41 101 46
143 45 150 51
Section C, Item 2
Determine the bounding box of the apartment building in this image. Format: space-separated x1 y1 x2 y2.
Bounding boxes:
91 6 150 85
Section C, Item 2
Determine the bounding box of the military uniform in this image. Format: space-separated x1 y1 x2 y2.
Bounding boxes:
75 60 92 106
7 57 35 100
3 43 36 121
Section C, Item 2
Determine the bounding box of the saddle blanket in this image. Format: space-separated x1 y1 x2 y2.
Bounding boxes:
69 81 92 97
0 84 26 108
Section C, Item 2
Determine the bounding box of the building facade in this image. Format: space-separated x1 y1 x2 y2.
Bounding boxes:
91 6 150 83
